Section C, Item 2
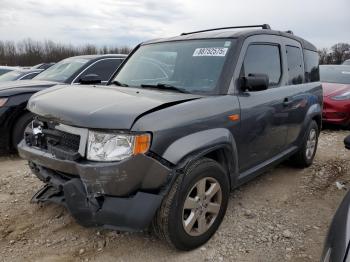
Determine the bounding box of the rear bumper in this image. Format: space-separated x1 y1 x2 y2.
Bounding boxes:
18 141 172 230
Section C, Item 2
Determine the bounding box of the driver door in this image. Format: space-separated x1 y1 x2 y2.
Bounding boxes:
234 35 289 173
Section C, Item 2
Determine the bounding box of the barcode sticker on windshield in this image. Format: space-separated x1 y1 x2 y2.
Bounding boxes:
193 47 228 57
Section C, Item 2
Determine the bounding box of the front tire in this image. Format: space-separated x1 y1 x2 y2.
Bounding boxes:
12 112 33 150
290 120 319 167
153 158 230 250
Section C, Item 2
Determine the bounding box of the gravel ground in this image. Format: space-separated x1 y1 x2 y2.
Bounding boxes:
0 128 349 262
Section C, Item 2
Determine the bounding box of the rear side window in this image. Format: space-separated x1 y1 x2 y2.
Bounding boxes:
79 59 123 82
241 44 282 87
21 72 39 80
286 46 304 84
304 50 320 82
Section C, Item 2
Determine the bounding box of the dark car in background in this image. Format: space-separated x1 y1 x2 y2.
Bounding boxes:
0 68 43 82
321 135 350 262
0 54 126 152
18 24 322 250
320 65 350 126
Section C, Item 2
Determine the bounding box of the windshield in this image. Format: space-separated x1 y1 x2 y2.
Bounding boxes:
0 69 13 76
0 71 23 81
33 57 89 82
320 65 350 84
113 39 235 94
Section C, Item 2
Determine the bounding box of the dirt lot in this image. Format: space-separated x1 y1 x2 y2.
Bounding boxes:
0 128 349 262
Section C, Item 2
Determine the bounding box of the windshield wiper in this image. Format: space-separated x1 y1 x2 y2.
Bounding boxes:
112 80 129 87
140 83 189 93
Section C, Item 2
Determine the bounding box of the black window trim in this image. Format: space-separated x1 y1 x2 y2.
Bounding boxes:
72 58 124 84
303 49 320 83
240 42 283 89
285 44 305 85
19 72 39 80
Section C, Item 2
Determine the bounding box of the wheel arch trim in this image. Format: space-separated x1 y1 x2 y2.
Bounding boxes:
162 128 239 189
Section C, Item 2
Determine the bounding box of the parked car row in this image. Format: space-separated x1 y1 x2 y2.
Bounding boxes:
0 54 126 152
0 68 44 82
0 66 20 76
0 63 55 79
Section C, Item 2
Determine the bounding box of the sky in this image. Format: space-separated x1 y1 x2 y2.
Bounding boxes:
0 0 349 49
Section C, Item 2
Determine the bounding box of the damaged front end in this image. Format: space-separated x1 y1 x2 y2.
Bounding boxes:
19 117 172 231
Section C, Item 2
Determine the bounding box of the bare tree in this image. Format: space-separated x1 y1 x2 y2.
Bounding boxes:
0 38 131 66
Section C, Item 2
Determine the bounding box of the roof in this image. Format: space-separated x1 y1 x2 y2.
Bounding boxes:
71 54 128 60
142 27 317 51
0 66 19 70
11 68 43 73
320 64 350 68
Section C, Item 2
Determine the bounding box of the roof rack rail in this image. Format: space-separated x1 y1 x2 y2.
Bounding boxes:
285 30 294 35
181 24 271 36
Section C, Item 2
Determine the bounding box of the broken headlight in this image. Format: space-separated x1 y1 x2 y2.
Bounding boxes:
87 131 151 161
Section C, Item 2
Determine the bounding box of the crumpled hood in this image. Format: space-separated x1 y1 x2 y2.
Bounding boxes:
28 85 202 129
322 82 350 97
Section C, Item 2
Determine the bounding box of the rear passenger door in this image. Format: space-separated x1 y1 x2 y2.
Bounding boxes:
74 58 123 85
233 35 290 173
281 38 310 145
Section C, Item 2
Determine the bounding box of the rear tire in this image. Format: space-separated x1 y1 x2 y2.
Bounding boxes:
12 112 33 150
290 120 319 167
152 158 230 250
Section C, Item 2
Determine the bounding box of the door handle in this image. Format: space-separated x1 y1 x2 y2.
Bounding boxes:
283 97 293 107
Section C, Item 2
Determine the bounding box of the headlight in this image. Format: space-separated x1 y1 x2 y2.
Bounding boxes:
0 98 8 107
331 91 350 100
87 131 151 161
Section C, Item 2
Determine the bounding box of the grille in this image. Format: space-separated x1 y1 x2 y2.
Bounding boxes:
25 119 81 161
45 129 80 152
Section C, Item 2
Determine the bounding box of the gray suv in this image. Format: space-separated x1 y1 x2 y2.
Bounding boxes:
19 24 322 250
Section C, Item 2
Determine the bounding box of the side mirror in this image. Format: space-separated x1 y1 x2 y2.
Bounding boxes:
241 73 269 92
79 74 102 85
344 135 350 150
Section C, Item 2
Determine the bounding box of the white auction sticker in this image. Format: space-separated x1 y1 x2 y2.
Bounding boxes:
193 47 228 57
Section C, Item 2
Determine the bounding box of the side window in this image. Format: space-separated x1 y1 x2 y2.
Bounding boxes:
304 49 320 82
241 44 282 87
21 72 39 80
79 59 123 82
286 46 304 84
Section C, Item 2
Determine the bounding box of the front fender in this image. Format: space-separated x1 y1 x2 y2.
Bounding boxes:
162 128 239 188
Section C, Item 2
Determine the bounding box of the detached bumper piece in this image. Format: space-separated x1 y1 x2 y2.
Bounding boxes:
32 168 163 231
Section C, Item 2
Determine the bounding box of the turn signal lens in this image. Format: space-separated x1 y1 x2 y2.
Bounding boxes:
0 98 8 107
228 114 240 121
133 134 151 155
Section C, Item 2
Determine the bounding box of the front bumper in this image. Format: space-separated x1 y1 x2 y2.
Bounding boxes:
18 141 172 230
32 171 163 230
18 141 171 196
323 99 350 125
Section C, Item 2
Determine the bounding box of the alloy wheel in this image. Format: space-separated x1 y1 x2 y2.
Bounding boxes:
305 128 317 159
182 177 222 236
